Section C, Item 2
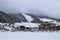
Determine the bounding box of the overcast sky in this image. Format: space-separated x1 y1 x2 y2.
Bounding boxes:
0 0 60 18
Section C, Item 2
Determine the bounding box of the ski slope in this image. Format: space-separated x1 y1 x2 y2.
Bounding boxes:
0 32 60 40
22 13 34 22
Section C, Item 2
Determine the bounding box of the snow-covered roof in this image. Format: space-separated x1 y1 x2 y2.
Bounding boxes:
14 23 40 27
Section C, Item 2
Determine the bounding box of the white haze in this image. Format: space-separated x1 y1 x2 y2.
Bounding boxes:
0 0 60 18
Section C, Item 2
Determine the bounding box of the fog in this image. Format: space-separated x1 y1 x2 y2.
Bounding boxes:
0 0 60 18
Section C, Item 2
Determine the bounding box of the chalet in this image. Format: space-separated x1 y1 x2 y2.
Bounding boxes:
39 22 56 29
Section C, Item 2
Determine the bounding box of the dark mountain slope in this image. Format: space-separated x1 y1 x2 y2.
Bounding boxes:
0 11 20 23
10 13 28 22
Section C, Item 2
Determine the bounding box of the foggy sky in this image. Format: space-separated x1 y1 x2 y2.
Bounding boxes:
0 0 60 18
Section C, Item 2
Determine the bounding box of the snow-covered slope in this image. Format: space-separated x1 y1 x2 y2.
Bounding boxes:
21 13 42 23
22 13 34 22
40 18 53 22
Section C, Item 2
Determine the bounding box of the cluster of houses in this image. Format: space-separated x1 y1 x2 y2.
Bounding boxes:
39 22 60 31
0 22 60 32
12 22 60 32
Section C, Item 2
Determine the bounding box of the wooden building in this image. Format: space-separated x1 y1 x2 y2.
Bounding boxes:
39 22 56 29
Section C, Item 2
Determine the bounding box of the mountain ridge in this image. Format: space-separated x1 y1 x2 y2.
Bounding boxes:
0 11 60 23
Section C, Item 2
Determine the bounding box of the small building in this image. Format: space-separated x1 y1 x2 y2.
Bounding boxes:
56 25 60 30
39 22 56 29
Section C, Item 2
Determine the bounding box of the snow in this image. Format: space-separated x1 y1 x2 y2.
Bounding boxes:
0 32 60 40
14 23 40 27
22 13 34 22
5 26 12 31
52 21 60 26
40 18 53 22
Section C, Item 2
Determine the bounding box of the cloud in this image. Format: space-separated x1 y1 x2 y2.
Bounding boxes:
0 0 60 18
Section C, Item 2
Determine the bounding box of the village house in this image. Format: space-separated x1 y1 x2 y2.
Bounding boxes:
39 22 56 29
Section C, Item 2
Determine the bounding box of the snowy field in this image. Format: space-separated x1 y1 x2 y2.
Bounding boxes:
0 32 60 40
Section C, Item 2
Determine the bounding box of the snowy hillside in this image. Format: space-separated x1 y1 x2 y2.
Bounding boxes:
22 13 34 22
